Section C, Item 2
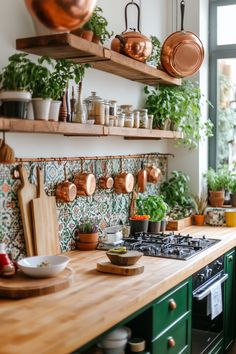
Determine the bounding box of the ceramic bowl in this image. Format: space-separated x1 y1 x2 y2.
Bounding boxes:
106 250 143 266
17 255 70 278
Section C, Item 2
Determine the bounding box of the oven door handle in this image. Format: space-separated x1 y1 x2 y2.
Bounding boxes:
193 273 228 301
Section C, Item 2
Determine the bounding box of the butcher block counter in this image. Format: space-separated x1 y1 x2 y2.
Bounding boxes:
1 226 236 354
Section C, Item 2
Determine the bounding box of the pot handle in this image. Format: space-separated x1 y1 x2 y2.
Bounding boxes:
124 1 141 33
180 0 185 31
115 34 127 48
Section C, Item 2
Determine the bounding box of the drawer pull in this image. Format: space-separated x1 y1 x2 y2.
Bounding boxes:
168 299 177 311
228 255 233 262
168 336 176 348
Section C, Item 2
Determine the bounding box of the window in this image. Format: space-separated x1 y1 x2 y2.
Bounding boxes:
209 0 236 169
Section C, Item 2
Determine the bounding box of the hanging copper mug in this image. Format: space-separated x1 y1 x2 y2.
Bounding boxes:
114 158 134 194
74 160 96 196
99 160 114 190
56 162 77 203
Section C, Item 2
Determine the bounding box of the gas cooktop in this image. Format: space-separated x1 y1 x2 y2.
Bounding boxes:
123 232 220 260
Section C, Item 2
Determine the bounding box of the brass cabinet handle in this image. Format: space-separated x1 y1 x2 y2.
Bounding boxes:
168 336 176 348
168 299 177 310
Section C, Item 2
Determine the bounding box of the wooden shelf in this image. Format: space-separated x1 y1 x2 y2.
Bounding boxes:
0 118 183 140
16 33 182 86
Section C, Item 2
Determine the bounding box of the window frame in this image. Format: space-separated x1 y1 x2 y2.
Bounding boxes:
209 0 236 169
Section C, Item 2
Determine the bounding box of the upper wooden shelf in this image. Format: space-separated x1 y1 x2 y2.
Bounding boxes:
16 33 182 87
0 118 183 140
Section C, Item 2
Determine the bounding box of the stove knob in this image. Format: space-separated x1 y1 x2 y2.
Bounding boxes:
206 268 213 277
198 273 205 281
216 260 223 269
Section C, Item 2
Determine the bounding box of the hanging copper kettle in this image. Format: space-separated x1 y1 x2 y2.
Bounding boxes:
111 2 152 63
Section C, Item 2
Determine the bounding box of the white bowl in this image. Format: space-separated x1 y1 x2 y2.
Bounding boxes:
102 327 131 341
98 338 127 349
17 255 70 278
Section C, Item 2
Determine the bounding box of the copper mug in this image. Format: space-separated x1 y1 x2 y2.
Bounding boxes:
56 180 77 203
74 172 96 196
114 172 134 194
99 176 114 190
145 165 162 184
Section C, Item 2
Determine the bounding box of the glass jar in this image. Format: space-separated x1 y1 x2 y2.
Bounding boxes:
104 100 110 126
124 112 134 128
109 100 117 117
133 110 140 128
118 112 125 127
148 114 154 129
84 91 105 125
140 109 148 129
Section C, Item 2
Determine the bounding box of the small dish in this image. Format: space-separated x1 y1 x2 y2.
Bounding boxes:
106 250 143 266
17 255 70 278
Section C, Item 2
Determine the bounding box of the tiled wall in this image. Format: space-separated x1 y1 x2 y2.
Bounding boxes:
0 155 168 260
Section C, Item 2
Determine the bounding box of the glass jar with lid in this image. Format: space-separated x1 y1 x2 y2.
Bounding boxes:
109 100 117 117
139 109 148 129
124 111 134 128
133 110 140 128
104 100 110 126
84 91 105 125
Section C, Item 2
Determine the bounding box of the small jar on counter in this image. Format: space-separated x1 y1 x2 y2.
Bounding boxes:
139 109 148 129
109 100 117 117
124 112 134 128
133 110 140 128
148 114 154 129
118 112 125 127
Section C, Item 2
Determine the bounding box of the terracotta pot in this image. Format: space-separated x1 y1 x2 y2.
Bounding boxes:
92 34 101 44
99 176 114 190
194 214 205 226
56 180 77 203
114 172 134 194
79 232 99 243
74 172 96 196
71 28 94 41
145 165 162 184
76 241 98 250
209 190 225 207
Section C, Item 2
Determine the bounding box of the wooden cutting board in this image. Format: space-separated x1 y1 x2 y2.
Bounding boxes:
18 165 37 256
0 267 74 299
97 262 144 276
31 167 60 256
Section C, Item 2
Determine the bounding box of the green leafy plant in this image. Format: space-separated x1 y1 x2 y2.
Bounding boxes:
136 194 169 222
204 167 229 191
78 222 98 234
29 56 52 99
0 53 35 91
191 194 208 215
83 6 113 44
144 80 214 149
229 177 236 193
147 35 161 67
160 171 194 219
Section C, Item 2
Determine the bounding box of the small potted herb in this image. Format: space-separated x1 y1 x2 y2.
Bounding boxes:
0 53 33 119
129 214 150 234
191 194 208 226
77 222 99 250
204 168 229 207
136 195 169 233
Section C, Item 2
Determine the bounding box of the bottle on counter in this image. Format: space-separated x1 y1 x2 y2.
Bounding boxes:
74 82 87 123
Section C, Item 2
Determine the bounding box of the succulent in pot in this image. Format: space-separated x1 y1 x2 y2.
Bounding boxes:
191 194 208 226
0 53 33 119
77 222 99 250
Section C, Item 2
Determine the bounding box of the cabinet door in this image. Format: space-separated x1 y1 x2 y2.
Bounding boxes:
224 249 236 351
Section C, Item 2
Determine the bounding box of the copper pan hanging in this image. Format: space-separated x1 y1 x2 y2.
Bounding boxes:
160 0 204 78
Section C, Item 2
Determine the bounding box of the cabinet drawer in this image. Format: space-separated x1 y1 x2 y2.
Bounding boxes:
152 316 191 354
153 280 191 336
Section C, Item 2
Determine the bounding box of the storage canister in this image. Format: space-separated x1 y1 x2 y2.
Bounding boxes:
84 91 105 125
133 110 140 128
109 100 117 117
139 109 148 128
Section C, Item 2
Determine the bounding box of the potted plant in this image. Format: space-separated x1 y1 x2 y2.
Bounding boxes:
204 168 228 207
191 194 208 226
72 6 113 44
229 176 236 207
147 35 161 68
136 195 169 233
0 53 33 119
129 214 150 235
144 80 214 150
76 222 99 250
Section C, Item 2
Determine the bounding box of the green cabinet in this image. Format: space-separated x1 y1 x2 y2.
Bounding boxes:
224 249 236 352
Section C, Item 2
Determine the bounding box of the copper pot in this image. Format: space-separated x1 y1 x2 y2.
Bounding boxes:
160 0 204 78
145 165 162 184
56 180 77 203
99 176 114 190
137 162 147 193
114 172 134 194
24 0 97 32
111 2 152 63
74 172 96 196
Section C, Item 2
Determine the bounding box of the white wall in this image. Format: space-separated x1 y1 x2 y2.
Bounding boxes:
0 0 170 158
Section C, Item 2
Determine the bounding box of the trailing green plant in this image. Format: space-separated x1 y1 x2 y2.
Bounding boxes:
136 194 169 222
83 6 113 44
203 167 230 191
0 53 35 91
78 222 98 234
144 80 214 150
147 35 161 67
191 194 208 215
160 171 194 219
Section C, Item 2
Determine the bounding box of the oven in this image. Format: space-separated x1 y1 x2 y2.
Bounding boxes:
192 256 228 354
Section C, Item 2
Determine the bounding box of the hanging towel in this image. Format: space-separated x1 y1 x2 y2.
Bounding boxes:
207 280 223 320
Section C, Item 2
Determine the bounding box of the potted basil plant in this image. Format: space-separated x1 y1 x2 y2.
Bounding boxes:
0 53 33 119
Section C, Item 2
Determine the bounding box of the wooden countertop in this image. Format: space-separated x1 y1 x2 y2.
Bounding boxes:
1 226 236 354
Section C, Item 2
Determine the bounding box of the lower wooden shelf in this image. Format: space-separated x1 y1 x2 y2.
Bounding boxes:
0 118 183 140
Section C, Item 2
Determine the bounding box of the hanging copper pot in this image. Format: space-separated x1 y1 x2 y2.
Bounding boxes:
114 159 134 194
145 165 162 184
56 163 77 203
74 160 96 196
111 2 152 63
99 160 114 190
160 0 204 78
24 0 97 32
137 161 147 193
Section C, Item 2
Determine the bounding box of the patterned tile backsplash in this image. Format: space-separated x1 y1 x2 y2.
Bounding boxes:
0 155 168 260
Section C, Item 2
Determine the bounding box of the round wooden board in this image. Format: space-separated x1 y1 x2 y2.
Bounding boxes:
0 267 74 299
96 262 144 276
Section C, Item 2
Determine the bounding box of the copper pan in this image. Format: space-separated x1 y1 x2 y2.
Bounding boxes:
24 0 97 32
160 0 204 78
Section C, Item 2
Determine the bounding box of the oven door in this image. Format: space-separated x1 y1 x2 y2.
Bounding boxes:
192 271 228 354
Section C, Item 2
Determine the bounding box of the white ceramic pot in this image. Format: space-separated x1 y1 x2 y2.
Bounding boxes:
32 98 52 121
0 90 31 102
27 101 34 120
49 100 62 122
